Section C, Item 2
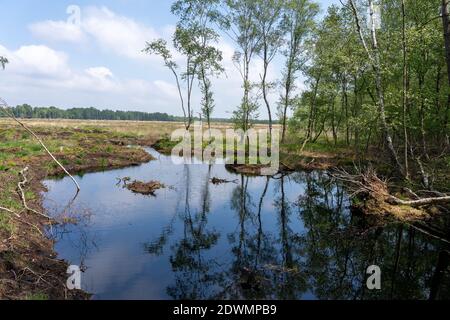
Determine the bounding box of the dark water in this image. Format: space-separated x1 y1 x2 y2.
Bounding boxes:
42 148 450 300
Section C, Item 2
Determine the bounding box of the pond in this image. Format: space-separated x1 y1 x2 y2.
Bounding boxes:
42 148 450 300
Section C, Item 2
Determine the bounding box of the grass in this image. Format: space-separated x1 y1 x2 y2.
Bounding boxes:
0 121 151 166
0 212 14 234
26 293 49 300
0 174 22 211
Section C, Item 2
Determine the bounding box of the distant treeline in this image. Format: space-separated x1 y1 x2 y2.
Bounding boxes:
2 104 179 122
1 104 270 124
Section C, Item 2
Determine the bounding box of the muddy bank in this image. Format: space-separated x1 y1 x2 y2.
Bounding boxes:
44 148 154 178
224 163 294 176
0 169 90 300
0 127 156 299
126 181 164 196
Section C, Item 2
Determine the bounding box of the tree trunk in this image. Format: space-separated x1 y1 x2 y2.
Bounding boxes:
282 52 295 143
262 41 273 138
402 0 410 179
349 0 405 177
387 195 450 207
442 0 450 146
307 72 321 140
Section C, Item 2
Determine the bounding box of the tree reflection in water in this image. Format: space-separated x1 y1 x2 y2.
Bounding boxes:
146 170 450 300
166 165 222 299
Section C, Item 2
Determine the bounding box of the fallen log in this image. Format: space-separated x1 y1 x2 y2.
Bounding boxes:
331 168 450 215
387 196 450 208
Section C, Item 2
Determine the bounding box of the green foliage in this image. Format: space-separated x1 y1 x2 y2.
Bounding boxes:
278 0 320 134
289 0 450 160
144 0 224 130
171 0 224 128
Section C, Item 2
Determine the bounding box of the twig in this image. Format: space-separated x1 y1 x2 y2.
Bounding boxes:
0 97 80 193
20 267 51 286
13 216 43 236
408 224 450 245
403 187 420 200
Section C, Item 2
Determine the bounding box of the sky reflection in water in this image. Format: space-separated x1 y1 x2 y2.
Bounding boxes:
42 148 450 300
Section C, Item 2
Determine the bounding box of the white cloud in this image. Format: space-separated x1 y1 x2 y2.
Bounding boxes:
29 20 85 43
85 66 114 80
0 43 180 114
29 6 160 61
0 44 71 79
83 6 159 60
153 80 179 99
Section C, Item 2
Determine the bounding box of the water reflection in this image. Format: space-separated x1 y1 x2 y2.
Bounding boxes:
166 164 222 300
42 148 450 300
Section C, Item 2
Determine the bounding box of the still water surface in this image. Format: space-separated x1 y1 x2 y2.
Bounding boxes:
43 148 450 300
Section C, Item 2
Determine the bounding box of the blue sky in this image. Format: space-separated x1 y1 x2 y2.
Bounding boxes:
0 0 342 118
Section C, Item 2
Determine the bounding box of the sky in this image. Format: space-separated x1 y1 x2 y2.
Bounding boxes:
0 0 342 119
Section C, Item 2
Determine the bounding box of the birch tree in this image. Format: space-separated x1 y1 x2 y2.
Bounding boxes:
279 0 319 142
219 0 262 131
172 0 224 132
254 0 284 137
348 0 405 176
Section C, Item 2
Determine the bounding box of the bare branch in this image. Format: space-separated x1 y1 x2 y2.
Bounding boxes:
0 206 20 218
0 98 80 193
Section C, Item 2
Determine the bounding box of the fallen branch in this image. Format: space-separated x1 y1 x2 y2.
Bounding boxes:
387 196 450 208
403 187 420 200
0 97 80 193
0 206 20 218
17 167 52 219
